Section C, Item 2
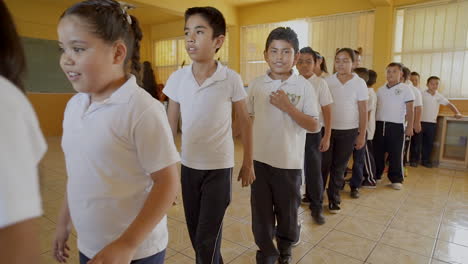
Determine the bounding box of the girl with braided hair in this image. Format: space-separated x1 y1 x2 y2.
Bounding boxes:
53 1 180 263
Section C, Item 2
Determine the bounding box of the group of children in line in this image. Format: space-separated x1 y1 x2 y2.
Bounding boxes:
0 1 464 264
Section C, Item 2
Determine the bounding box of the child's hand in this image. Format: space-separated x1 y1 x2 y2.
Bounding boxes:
269 90 293 113
319 136 330 152
405 126 414 137
355 135 366 150
414 123 422 133
87 239 136 264
238 164 255 187
455 113 463 119
53 223 71 263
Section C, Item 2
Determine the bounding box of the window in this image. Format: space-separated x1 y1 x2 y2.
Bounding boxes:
393 1 468 98
153 34 229 84
240 11 375 85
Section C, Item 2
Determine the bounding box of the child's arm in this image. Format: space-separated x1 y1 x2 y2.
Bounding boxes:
1 218 40 264
414 105 422 133
167 99 180 139
355 100 368 150
53 194 72 263
270 90 318 131
319 104 332 152
448 102 463 119
233 100 255 187
405 102 415 136
88 164 179 264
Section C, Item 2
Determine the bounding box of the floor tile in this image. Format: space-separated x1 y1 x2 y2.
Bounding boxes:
380 228 436 257
335 216 386 241
298 246 363 264
433 240 468 264
367 243 430 264
318 230 375 261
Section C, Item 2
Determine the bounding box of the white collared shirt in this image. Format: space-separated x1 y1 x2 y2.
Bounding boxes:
62 75 180 259
163 63 247 170
367 88 377 140
247 72 319 169
0 76 46 228
421 90 449 123
306 75 333 133
406 81 423 107
326 73 369 129
376 82 415 124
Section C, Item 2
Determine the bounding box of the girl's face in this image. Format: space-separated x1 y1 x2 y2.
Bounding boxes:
58 15 125 95
184 14 224 63
296 53 316 79
386 66 402 84
314 57 323 73
427 79 440 92
334 51 353 74
264 39 298 80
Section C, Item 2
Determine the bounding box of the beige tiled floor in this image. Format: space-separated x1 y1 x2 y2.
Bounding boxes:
38 136 468 264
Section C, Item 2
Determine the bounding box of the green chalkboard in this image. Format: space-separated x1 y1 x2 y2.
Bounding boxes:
22 37 75 93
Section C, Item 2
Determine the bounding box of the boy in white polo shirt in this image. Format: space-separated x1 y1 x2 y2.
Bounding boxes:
362 69 378 188
248 27 319 264
296 46 333 225
163 7 254 264
374 63 414 190
410 71 421 89
419 76 462 167
400 67 423 167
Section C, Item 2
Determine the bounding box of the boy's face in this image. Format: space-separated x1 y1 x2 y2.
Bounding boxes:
427 79 439 92
386 66 402 84
296 53 316 78
264 40 298 78
184 14 224 63
410 75 420 87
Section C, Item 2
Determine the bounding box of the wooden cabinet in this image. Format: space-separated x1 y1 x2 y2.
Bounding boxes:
437 116 468 170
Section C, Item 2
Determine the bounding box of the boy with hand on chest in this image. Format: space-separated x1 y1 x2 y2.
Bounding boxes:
247 27 319 264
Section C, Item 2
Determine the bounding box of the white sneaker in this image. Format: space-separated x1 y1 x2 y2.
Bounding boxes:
391 183 402 190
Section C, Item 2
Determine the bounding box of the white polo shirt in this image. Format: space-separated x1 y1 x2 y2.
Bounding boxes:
0 76 46 228
306 75 333 133
421 90 449 123
326 73 369 130
62 75 180 260
376 83 415 124
247 73 319 169
163 63 247 170
367 88 377 140
406 81 423 108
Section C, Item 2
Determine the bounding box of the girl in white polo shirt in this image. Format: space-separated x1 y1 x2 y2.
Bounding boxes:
53 1 180 263
322 48 368 213
419 76 462 167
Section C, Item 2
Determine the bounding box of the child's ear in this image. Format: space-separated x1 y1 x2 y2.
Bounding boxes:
293 52 300 66
214 34 225 52
113 40 127 65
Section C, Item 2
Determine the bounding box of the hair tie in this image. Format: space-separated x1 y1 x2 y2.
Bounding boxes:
118 1 135 25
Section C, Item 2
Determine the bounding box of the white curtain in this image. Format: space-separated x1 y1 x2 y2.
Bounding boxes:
393 0 468 98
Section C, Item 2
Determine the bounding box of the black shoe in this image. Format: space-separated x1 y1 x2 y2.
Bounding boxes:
301 195 311 204
422 162 433 168
361 180 376 189
410 162 418 167
311 210 325 225
350 188 360 199
278 255 292 264
328 202 341 214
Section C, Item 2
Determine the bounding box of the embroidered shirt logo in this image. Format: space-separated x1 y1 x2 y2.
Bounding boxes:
287 93 301 106
395 88 402 95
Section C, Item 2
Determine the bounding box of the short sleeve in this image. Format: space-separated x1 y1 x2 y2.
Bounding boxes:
318 80 333 106
413 88 423 107
0 98 45 228
246 82 256 116
302 81 319 117
368 90 377 111
404 86 416 103
231 73 247 102
356 79 369 101
162 71 180 103
437 94 450 106
133 103 180 175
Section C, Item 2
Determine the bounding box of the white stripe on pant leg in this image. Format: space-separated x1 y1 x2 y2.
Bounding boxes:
400 132 406 178
364 144 376 184
210 168 232 264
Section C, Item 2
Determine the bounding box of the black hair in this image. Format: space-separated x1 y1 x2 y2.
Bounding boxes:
61 0 143 79
354 67 369 83
402 66 411 81
335 48 356 62
387 62 403 70
317 52 328 73
265 27 299 53
185 6 226 39
141 61 158 100
0 1 27 92
410 71 420 77
427 76 440 84
367 69 377 87
299 46 321 63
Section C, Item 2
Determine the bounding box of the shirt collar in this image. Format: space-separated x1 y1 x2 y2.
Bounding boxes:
79 75 138 106
263 70 298 85
386 82 400 89
188 62 228 88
